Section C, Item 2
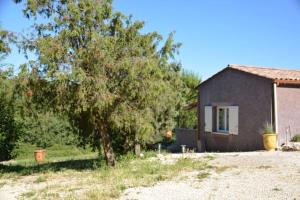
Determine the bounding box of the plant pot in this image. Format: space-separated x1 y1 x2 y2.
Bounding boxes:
34 149 46 164
263 134 277 151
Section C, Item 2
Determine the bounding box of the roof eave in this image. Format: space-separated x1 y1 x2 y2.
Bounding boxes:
274 79 300 85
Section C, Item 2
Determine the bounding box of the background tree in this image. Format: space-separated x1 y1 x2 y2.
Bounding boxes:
0 28 19 161
177 70 201 129
15 0 182 166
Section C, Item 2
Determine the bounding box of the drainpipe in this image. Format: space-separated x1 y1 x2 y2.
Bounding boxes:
273 83 278 133
273 83 279 148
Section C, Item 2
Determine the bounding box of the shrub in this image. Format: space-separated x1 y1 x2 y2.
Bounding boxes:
291 135 300 142
0 95 19 161
15 111 81 149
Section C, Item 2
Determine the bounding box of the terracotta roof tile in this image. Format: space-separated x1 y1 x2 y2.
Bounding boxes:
229 64 300 82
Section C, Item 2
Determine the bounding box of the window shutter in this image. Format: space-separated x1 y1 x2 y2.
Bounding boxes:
204 106 212 132
229 106 239 135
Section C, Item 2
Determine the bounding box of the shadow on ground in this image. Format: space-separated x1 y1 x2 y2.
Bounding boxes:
0 157 104 175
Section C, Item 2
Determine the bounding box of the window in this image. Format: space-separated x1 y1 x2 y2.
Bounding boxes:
217 107 229 133
204 106 239 135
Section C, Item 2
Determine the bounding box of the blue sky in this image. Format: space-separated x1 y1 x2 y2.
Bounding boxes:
1 0 300 80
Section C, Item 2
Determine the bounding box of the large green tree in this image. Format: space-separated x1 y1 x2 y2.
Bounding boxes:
0 28 19 161
16 0 182 166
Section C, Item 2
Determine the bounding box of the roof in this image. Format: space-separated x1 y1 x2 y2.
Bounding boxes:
229 64 300 82
199 64 300 87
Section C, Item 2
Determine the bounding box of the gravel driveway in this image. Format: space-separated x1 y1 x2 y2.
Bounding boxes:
120 151 300 200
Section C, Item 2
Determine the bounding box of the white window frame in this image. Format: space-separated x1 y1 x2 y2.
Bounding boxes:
216 106 229 133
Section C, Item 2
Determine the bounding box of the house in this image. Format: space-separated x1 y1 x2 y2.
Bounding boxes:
198 64 300 152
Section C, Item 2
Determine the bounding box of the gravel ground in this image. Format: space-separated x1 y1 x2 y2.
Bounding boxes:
120 151 300 200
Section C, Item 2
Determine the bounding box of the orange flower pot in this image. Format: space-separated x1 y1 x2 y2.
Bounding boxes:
34 149 46 164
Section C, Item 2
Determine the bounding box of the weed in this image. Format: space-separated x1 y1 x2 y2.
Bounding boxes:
21 191 36 198
204 155 215 160
34 176 47 183
257 165 272 169
197 172 210 181
291 134 300 142
272 187 282 191
215 165 237 173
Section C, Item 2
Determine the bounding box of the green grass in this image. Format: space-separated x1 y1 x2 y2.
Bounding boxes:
12 143 94 161
0 150 213 200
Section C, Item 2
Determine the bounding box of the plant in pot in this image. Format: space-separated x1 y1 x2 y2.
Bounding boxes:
262 123 277 151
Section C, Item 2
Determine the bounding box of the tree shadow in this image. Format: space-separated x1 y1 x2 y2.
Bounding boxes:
0 157 104 176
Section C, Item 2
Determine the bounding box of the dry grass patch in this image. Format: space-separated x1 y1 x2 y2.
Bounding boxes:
2 153 213 200
215 165 238 173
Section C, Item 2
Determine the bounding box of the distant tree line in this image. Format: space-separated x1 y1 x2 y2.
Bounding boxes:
0 0 200 165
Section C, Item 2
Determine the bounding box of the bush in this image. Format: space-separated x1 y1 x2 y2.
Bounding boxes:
16 112 80 148
291 135 300 142
0 95 19 161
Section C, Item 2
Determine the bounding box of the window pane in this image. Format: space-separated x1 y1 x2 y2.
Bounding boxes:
226 108 229 131
218 108 225 131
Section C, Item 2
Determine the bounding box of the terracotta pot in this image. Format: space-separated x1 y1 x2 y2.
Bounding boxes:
34 149 46 164
263 134 277 151
165 130 172 138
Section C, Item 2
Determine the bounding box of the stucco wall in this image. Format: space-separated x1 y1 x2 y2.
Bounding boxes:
175 128 197 150
198 69 273 151
277 85 300 145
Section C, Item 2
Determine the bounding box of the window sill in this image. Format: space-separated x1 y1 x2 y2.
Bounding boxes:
211 132 230 136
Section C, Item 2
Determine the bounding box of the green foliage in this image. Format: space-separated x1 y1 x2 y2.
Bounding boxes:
15 0 182 165
0 28 13 58
177 70 201 128
0 71 19 161
263 123 275 134
16 111 80 148
291 134 300 142
0 27 19 161
0 99 18 161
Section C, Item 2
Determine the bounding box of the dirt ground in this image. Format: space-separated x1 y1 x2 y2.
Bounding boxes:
1 151 299 200
120 151 300 200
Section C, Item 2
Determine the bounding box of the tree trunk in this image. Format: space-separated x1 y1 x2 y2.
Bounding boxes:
97 122 116 167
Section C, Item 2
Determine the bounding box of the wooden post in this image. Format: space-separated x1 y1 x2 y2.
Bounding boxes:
135 143 141 157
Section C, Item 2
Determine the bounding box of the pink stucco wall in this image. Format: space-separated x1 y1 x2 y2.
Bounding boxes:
276 85 300 145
